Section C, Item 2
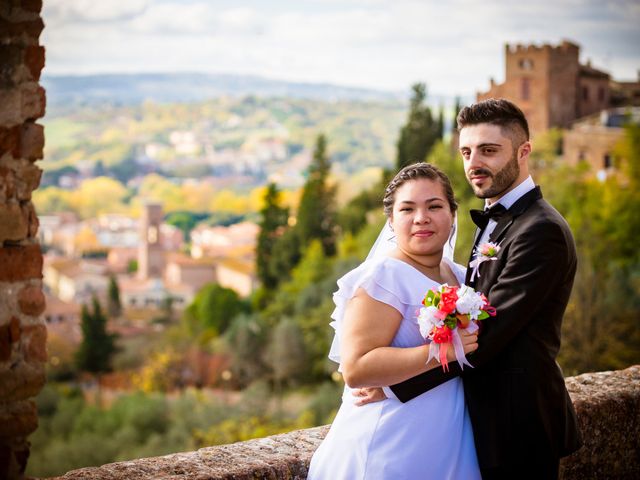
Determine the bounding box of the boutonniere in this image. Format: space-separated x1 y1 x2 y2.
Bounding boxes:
469 242 501 282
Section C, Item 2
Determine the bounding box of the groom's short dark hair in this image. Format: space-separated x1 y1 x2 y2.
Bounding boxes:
457 98 530 144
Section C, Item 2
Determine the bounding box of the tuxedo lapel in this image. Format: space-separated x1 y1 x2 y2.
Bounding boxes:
466 186 543 286
465 228 481 284
487 186 543 244
488 213 513 244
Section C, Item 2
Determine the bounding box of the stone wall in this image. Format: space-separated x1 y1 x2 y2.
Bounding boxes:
48 366 639 480
0 1 47 479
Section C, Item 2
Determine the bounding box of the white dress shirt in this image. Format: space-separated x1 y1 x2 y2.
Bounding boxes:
476 176 536 247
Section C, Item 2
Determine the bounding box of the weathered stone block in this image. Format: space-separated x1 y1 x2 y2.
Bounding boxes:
0 201 28 242
0 399 38 439
0 45 23 88
0 17 44 43
0 126 21 158
0 322 12 362
21 323 47 362
26 201 39 238
9 316 20 344
0 437 30 480
19 121 44 160
20 82 45 121
17 285 45 316
0 360 45 402
24 45 44 81
15 161 42 200
0 165 16 200
0 244 42 281
22 0 43 14
0 90 21 126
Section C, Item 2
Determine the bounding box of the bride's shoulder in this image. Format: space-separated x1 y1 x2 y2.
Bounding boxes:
336 256 417 297
334 256 415 310
339 256 401 284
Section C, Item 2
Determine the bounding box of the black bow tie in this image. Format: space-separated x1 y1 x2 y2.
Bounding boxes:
470 204 507 229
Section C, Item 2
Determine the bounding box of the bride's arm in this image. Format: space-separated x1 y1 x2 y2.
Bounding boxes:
340 287 477 388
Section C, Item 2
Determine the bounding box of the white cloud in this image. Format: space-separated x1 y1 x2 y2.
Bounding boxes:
41 0 640 96
44 0 149 23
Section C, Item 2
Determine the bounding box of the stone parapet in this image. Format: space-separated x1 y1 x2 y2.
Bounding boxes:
48 366 639 480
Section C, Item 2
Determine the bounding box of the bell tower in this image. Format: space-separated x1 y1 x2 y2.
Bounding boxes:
138 202 164 280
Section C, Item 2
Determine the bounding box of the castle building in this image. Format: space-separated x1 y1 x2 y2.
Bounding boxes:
478 40 613 136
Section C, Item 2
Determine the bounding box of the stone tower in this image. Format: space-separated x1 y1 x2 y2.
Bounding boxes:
478 40 610 136
138 203 164 280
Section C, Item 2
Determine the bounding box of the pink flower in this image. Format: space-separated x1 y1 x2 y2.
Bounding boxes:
478 242 501 257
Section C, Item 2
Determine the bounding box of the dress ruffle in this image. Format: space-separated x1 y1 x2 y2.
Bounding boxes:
328 257 465 367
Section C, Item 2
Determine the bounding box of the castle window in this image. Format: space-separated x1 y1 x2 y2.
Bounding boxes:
578 151 586 163
603 153 612 169
519 58 534 70
521 78 530 100
582 86 589 101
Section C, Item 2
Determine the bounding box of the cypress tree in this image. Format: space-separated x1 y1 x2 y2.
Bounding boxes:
437 104 445 140
295 134 337 256
76 296 117 375
256 183 289 290
396 83 440 170
107 276 122 318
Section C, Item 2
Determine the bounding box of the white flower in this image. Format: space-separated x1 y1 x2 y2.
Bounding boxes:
455 284 485 320
417 305 442 338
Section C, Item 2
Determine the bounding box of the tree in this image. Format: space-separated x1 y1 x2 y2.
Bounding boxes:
452 96 461 132
256 183 289 290
264 317 307 399
544 125 640 375
76 296 117 376
395 83 441 170
183 284 250 341
437 104 445 140
337 175 387 235
223 313 268 387
107 276 122 318
295 134 337 256
165 211 210 239
267 228 302 288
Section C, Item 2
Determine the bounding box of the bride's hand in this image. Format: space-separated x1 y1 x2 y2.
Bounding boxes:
352 387 387 406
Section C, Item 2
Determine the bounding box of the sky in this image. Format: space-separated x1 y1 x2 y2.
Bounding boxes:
42 0 640 98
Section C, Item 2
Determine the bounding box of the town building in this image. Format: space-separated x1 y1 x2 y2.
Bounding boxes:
563 107 640 179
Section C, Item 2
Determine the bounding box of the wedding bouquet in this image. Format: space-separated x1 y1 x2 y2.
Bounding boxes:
417 284 496 371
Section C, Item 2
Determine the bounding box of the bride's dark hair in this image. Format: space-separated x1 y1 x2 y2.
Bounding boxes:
383 162 458 217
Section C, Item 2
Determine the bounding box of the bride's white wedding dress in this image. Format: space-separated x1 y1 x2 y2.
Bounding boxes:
308 256 480 479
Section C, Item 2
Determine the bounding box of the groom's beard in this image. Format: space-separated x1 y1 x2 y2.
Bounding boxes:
467 150 520 200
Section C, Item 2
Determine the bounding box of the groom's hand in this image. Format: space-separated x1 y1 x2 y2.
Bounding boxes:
352 387 387 406
458 329 479 356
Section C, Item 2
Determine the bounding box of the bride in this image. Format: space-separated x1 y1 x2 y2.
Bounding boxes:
307 163 481 479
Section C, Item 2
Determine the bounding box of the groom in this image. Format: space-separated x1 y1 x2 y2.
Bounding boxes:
361 99 582 479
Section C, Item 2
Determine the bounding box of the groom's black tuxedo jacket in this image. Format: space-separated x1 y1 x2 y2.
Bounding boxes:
390 186 582 469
